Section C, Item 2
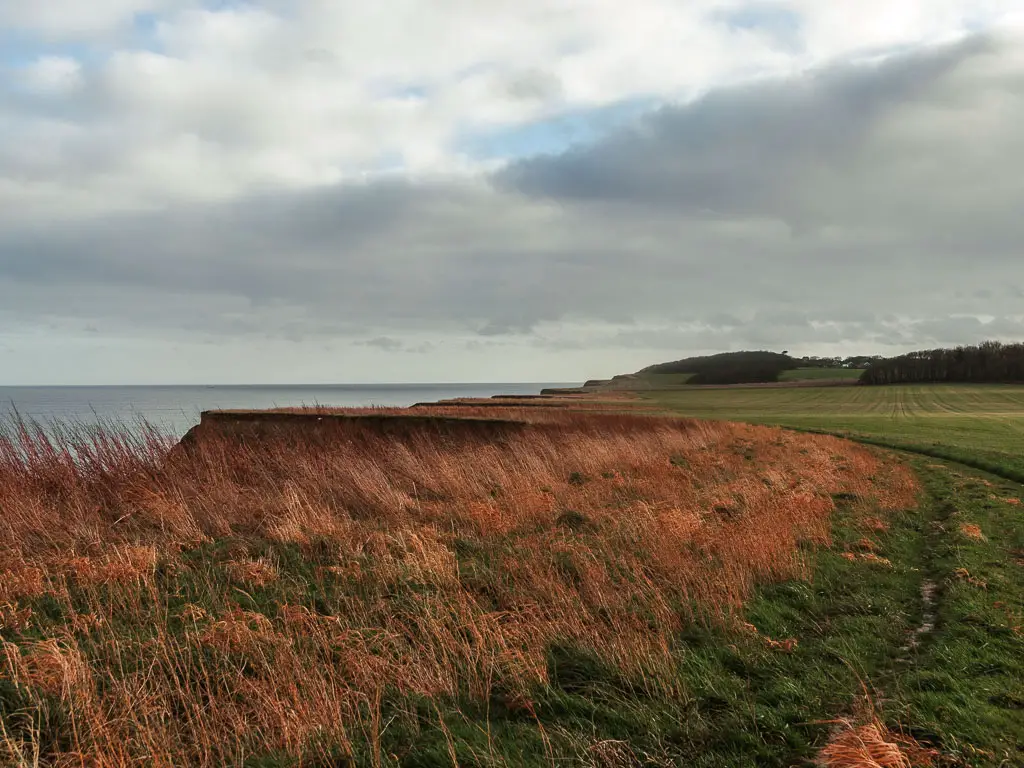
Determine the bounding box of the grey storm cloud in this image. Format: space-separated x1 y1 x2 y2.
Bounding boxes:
495 34 994 225
2 31 1024 354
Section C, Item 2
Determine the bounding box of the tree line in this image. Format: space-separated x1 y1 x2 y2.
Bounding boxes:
859 341 1024 385
795 355 882 369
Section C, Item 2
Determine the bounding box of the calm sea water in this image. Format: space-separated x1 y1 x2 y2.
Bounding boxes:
0 383 575 438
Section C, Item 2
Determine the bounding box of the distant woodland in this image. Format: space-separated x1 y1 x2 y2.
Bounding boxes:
638 351 877 385
632 342 1024 387
639 351 796 384
859 341 1024 385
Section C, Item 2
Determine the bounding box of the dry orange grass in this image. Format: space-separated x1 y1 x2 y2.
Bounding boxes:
0 411 919 766
861 517 890 533
959 523 986 540
817 718 938 768
986 493 1021 506
815 684 939 767
953 567 987 588
224 558 279 587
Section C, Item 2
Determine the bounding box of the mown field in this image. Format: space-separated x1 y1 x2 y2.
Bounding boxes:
650 383 1024 479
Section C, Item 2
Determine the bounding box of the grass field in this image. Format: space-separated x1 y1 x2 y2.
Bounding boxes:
646 381 1024 766
2 396 1022 766
650 383 1024 479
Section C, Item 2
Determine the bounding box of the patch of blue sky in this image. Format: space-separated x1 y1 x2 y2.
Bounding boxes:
456 96 657 162
0 30 98 67
363 80 430 100
388 85 428 100
712 4 804 51
132 11 164 51
371 150 405 173
960 12 1001 33
132 11 161 34
0 8 165 69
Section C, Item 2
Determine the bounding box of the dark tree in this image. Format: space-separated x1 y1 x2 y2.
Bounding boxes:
859 342 1024 385
640 351 798 385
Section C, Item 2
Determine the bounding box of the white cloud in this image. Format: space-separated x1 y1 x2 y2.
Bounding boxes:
1 2 1023 382
0 0 180 39
4 36 1024 335
3 0 1013 218
19 55 83 93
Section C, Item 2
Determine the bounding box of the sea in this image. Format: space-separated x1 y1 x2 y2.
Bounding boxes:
0 383 576 439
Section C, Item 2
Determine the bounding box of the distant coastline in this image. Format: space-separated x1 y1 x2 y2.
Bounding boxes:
0 382 578 438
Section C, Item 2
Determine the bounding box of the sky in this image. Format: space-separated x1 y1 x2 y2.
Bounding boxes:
1 1 1023 384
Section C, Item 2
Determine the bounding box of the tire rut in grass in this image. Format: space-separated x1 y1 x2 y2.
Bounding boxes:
894 476 954 667
885 460 1024 765
897 578 936 658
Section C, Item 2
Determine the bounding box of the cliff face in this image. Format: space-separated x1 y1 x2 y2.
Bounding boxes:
174 410 529 456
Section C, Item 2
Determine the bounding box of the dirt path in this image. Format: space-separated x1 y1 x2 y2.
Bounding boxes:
898 579 937 658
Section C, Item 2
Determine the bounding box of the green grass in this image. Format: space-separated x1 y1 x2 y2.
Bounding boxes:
11 493 991 768
535 384 1024 764
779 367 864 381
895 462 1024 764
649 383 1024 479
741 459 1023 767
641 382 1024 764
382 460 1024 766
8 386 1023 765
153 470 1006 767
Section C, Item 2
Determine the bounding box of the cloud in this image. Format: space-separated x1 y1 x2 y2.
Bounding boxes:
358 336 405 352
497 34 993 225
2 1 1010 217
18 55 83 93
0 0 179 39
4 34 1024 344
713 4 804 52
1 4 1023 382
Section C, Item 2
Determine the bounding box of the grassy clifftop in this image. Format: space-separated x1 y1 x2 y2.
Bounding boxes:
0 409 927 766
578 352 870 390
